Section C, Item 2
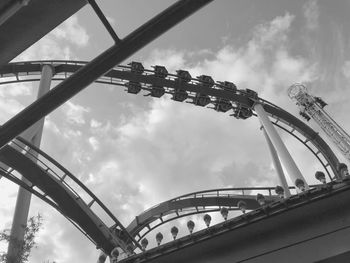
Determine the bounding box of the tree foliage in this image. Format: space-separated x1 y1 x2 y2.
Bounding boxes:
0 214 42 263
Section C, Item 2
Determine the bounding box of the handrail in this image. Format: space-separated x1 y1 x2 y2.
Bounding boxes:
171 184 324 201
12 136 142 250
127 182 323 238
120 181 350 262
140 187 278 216
0 168 97 245
1 135 328 252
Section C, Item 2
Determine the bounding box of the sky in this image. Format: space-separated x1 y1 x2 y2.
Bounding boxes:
1 0 350 262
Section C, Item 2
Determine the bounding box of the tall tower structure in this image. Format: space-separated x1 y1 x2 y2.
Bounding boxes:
288 83 350 163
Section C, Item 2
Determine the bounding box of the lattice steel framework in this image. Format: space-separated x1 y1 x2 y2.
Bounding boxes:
289 84 350 163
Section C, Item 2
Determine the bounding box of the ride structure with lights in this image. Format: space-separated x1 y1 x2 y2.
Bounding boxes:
1 0 350 262
0 60 341 180
288 83 350 167
0 60 348 262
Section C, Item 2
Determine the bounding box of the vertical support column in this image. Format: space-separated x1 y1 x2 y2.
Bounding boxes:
7 65 53 262
261 126 291 197
254 103 309 190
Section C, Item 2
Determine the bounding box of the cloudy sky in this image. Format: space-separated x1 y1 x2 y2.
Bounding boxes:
1 0 350 262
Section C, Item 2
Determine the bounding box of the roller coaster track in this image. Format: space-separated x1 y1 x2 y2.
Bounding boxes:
0 136 282 254
126 184 326 242
126 187 281 241
0 60 340 180
0 136 142 253
121 180 350 263
0 60 342 256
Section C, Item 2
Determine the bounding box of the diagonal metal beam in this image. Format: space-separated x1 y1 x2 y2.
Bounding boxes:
87 0 120 43
0 0 213 149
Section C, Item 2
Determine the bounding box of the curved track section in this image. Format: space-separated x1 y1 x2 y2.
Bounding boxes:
0 137 282 254
126 184 323 240
120 181 350 263
0 137 141 254
127 187 280 240
0 60 340 179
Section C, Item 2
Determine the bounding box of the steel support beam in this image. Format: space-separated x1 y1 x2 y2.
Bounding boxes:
87 0 120 43
261 126 291 197
254 103 309 190
7 64 53 263
0 0 213 149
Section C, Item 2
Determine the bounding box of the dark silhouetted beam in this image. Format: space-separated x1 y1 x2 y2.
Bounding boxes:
0 0 213 148
87 0 120 43
0 0 29 27
0 0 86 66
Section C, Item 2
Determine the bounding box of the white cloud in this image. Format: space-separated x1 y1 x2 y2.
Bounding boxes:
106 16 116 25
0 10 93 263
88 136 100 151
253 13 294 45
86 159 144 223
3 7 346 263
52 15 89 47
13 15 88 61
144 49 187 72
271 49 316 88
0 98 25 124
0 83 32 97
63 101 90 125
0 82 34 124
26 14 326 258
113 97 276 209
145 13 315 108
125 13 326 204
342 60 350 80
44 118 61 135
303 0 320 30
28 207 97 262
15 36 73 61
90 119 102 128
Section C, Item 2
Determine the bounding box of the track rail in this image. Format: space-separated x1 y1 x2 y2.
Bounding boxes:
120 180 350 263
126 184 324 241
0 59 343 257
0 60 340 179
127 187 280 240
0 137 142 253
0 136 286 254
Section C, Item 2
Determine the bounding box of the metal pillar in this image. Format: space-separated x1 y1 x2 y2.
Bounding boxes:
7 65 53 262
261 126 291 197
254 103 309 190
87 0 120 43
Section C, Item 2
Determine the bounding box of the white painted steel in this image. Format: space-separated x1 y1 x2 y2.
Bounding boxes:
254 103 309 190
261 126 291 197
